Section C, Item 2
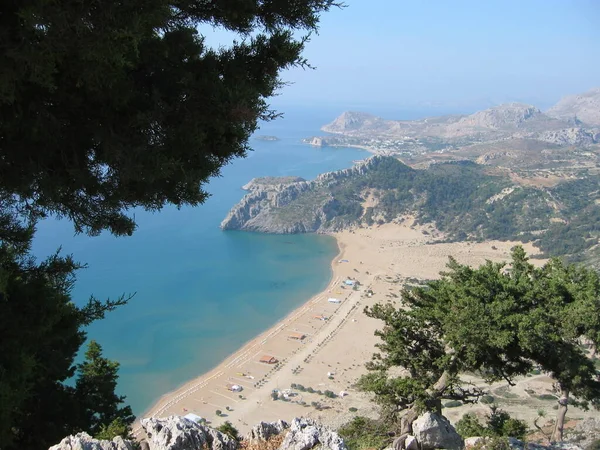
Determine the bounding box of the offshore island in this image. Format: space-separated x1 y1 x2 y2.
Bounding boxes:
254 135 281 142
137 88 600 443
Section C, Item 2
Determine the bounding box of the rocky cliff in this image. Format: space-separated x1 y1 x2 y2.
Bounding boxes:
220 155 600 265
220 157 380 233
547 87 600 126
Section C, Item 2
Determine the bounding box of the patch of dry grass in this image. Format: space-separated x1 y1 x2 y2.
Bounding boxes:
240 433 287 450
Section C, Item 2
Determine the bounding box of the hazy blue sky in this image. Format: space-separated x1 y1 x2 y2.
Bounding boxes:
205 0 599 111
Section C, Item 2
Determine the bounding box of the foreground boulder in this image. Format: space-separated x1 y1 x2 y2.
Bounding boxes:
280 418 346 450
49 432 134 450
412 412 463 450
141 416 236 450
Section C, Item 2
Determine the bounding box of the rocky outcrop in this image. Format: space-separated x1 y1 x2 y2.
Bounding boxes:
530 127 597 146
280 417 346 450
49 432 134 450
246 420 289 442
242 177 305 191
564 417 600 449
322 111 390 134
412 412 463 450
464 436 583 450
49 417 346 450
220 156 385 233
547 87 600 126
141 416 236 450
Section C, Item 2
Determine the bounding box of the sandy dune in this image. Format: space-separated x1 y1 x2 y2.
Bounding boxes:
134 219 547 437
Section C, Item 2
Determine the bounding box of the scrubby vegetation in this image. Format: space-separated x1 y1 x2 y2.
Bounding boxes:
269 156 600 264
357 247 600 441
456 407 528 440
217 421 240 441
338 416 392 450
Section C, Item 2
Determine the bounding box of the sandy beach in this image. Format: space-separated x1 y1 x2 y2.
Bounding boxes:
134 218 544 437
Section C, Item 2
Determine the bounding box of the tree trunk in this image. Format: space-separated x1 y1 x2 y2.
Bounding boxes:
400 407 419 435
399 370 450 435
551 388 569 442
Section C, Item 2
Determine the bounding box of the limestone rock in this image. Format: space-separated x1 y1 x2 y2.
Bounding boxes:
564 416 600 449
48 432 134 450
405 435 418 450
220 156 387 234
247 420 289 442
464 437 583 450
412 412 463 450
279 417 346 450
464 436 485 449
141 416 236 450
391 434 418 450
507 437 583 450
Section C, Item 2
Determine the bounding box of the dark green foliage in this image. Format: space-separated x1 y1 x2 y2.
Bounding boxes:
0 244 132 449
486 408 528 439
338 416 391 450
75 341 134 437
0 2 338 448
537 394 558 401
455 413 487 438
324 390 337 398
481 395 495 405
360 247 600 431
217 421 240 441
95 418 132 441
443 400 462 408
456 407 528 440
0 0 339 238
274 156 600 261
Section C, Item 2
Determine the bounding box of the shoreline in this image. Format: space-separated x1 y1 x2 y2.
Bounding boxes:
134 220 550 438
134 234 346 435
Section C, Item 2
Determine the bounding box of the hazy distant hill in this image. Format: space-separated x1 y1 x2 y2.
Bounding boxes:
310 89 600 171
547 88 600 126
323 103 575 140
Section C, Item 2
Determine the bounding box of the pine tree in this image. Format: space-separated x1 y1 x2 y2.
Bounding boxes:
360 247 600 440
75 341 135 438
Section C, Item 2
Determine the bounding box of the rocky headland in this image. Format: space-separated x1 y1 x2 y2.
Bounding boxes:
220 158 380 234
221 154 600 266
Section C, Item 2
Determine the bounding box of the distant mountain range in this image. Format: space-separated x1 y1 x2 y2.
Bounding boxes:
547 88 600 126
304 88 600 171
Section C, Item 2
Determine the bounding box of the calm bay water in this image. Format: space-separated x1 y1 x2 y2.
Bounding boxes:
32 105 452 414
31 107 371 414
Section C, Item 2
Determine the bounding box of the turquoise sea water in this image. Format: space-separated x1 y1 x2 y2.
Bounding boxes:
31 107 371 415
